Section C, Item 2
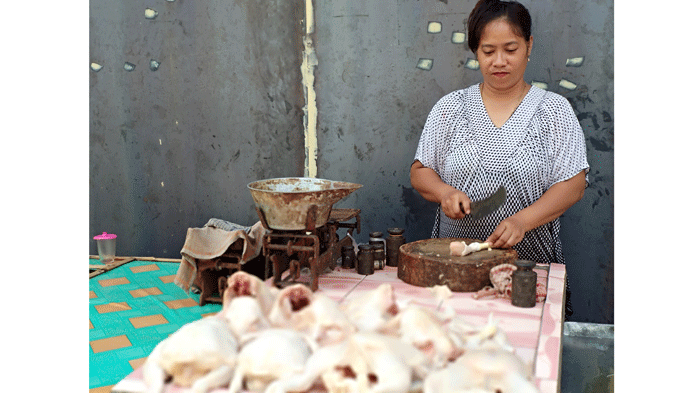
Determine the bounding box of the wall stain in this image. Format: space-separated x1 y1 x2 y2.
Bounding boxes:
588 136 610 152
576 112 599 133
353 142 375 161
401 185 438 240
602 110 612 123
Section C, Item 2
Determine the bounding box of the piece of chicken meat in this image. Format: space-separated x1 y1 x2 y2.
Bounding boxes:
142 315 238 393
268 283 314 328
423 347 538 393
380 304 462 369
265 331 430 393
449 241 492 257
447 313 515 353
340 283 400 332
223 271 277 316
220 295 271 339
227 328 315 393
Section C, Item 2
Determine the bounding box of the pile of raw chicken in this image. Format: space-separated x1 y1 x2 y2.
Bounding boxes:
143 271 540 393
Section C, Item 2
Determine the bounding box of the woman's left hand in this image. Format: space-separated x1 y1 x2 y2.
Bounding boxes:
485 215 528 249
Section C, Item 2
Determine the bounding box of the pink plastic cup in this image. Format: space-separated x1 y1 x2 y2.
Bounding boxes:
94 232 117 264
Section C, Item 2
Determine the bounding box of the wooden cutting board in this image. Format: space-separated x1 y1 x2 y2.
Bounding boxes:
397 238 518 292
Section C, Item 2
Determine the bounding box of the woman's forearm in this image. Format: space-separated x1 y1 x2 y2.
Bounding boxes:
515 171 586 232
409 161 453 203
410 161 474 219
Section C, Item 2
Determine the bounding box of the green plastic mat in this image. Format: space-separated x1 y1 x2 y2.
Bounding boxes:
89 259 222 391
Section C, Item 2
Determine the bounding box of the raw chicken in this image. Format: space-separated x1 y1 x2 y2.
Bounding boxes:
473 263 516 300
220 295 271 339
423 348 538 393
428 284 453 304
447 313 514 353
227 328 315 393
142 316 238 393
449 241 492 257
473 264 547 303
290 292 357 346
267 283 356 346
340 283 399 332
535 275 547 303
268 283 314 328
265 332 430 393
223 271 277 316
380 304 462 368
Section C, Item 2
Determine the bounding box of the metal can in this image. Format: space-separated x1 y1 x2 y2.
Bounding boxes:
357 244 375 275
341 244 355 269
369 232 386 249
369 231 386 269
511 259 537 308
386 227 405 267
373 243 385 270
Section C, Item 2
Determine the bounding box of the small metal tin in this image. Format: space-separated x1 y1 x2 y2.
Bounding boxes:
357 244 374 275
341 245 355 269
511 259 537 308
386 227 405 267
369 231 386 270
373 244 385 270
369 231 384 241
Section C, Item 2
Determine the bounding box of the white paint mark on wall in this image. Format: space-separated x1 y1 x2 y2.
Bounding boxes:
531 81 548 90
559 79 578 90
451 32 466 44
161 182 164 187
150 59 161 71
159 138 162 145
565 56 584 67
90 63 103 72
302 0 318 178
464 58 479 70
124 62 136 71
145 8 158 19
416 58 433 71
427 22 442 34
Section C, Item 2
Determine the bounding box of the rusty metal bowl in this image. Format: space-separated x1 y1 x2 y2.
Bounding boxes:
248 177 362 230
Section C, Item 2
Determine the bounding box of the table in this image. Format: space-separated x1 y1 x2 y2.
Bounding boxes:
112 263 566 393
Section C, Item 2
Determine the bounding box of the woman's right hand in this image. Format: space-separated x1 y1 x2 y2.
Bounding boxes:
410 161 472 220
440 188 472 220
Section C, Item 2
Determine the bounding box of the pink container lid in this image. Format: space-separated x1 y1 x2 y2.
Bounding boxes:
94 232 117 240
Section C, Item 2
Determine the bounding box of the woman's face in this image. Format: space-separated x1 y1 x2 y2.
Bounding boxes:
476 18 532 92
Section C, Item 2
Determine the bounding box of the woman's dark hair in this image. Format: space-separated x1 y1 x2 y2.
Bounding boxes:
467 0 532 53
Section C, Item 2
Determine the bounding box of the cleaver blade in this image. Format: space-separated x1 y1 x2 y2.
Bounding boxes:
466 185 507 220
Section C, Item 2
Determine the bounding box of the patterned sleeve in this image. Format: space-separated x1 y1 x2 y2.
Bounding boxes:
538 94 590 187
414 91 465 174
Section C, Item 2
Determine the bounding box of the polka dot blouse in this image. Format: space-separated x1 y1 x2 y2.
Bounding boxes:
414 84 589 264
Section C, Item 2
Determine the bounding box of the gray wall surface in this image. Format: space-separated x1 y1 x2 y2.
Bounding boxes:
90 0 306 255
90 0 613 323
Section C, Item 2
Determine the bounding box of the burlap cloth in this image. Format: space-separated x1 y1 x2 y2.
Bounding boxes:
174 219 268 293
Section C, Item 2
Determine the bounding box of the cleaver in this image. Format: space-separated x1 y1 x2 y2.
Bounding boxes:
464 185 507 219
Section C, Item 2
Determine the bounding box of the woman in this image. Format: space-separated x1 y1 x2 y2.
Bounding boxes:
410 0 589 309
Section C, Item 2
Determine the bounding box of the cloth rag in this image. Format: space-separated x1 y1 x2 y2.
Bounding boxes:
174 219 268 293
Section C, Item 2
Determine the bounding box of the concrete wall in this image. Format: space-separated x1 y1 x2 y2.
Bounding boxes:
89 0 306 255
89 0 613 323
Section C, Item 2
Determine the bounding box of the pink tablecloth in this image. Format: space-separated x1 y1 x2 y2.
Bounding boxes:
113 264 566 393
